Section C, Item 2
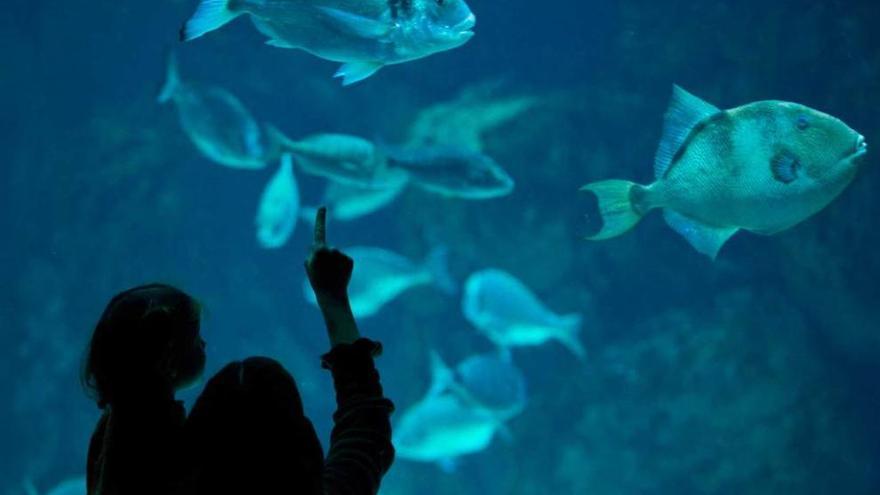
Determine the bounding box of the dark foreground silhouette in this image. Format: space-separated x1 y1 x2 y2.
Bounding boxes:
84 208 394 495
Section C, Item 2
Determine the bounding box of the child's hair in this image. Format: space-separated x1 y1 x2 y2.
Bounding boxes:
82 283 202 408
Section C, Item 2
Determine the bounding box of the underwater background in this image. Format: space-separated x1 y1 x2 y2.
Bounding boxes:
3 0 879 493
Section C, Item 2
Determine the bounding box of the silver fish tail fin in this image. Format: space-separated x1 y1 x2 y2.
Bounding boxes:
424 246 457 295
555 313 586 360
180 0 242 42
427 350 455 398
157 51 181 104
264 122 301 153
579 179 646 240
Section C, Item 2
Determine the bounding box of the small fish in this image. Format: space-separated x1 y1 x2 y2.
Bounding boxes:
268 128 402 188
303 246 455 318
393 352 505 470
301 171 408 223
462 269 585 359
386 145 514 199
580 85 869 259
434 350 527 421
181 0 476 85
158 53 276 169
255 154 300 248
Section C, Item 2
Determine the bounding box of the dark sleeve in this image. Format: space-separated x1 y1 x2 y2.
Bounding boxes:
321 339 395 495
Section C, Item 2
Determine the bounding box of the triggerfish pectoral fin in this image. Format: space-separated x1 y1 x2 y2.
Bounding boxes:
663 209 738 260
334 61 384 85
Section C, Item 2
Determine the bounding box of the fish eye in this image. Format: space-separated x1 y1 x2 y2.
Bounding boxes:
796 115 810 131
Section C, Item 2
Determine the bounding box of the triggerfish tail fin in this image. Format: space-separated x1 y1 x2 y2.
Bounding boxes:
157 52 181 104
663 209 738 260
180 0 242 42
424 246 457 295
579 180 646 240
556 313 586 360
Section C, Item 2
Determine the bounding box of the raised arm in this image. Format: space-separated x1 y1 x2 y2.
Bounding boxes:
304 207 395 495
305 207 360 347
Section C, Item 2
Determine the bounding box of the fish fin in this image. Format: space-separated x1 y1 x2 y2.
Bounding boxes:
654 85 721 179
495 423 514 444
180 0 242 41
556 313 586 361
579 180 646 240
424 246 457 295
265 38 297 49
157 51 181 104
22 479 38 495
437 458 458 473
333 61 384 86
316 6 392 39
428 350 455 397
663 209 738 260
770 150 802 184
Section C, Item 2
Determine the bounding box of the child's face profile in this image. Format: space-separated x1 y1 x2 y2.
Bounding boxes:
172 321 207 391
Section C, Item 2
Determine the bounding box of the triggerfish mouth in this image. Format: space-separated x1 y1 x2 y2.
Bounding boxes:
580 85 868 259
180 0 477 85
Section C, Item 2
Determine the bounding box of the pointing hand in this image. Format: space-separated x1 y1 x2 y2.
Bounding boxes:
305 207 354 302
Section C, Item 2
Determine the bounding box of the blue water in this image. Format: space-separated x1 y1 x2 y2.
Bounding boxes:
3 0 880 493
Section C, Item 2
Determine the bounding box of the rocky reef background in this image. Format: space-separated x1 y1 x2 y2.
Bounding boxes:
2 0 879 494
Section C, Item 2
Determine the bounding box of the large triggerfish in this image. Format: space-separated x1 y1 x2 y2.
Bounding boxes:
580 85 868 259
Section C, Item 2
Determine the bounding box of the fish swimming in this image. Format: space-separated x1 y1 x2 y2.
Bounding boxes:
158 53 276 169
301 170 408 223
303 246 455 318
181 0 476 85
433 350 527 421
393 351 506 470
462 269 585 359
580 85 869 259
386 145 515 199
268 129 403 188
255 153 300 248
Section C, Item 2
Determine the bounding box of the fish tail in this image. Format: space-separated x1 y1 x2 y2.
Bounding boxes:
157 51 181 104
424 246 456 295
180 0 242 42
579 179 647 240
556 313 586 360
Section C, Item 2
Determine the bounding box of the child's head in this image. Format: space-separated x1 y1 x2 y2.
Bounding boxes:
83 283 206 408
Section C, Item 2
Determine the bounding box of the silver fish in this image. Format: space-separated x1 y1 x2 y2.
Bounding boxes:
393 352 505 470
434 350 527 421
268 128 403 188
303 246 454 318
255 154 300 248
581 85 869 259
462 269 585 359
158 53 275 169
181 0 476 85
300 171 408 223
386 145 514 199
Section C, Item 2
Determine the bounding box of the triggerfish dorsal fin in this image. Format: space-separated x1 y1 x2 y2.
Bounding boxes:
663 209 738 260
654 85 720 179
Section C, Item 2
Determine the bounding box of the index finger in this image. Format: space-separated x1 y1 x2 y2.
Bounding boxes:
313 206 327 247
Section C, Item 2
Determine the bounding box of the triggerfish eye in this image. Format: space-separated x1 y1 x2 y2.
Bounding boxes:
796 116 810 130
